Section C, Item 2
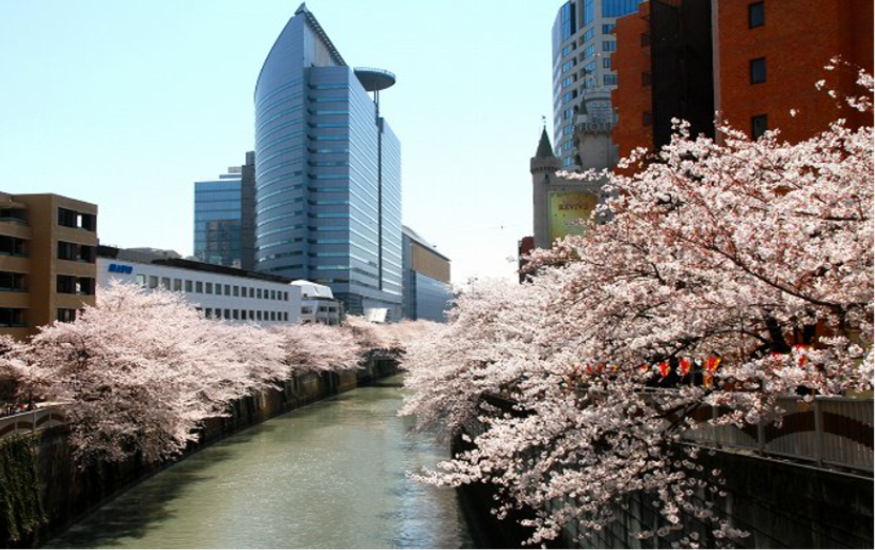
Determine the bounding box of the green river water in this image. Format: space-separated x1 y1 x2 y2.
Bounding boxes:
45 376 476 549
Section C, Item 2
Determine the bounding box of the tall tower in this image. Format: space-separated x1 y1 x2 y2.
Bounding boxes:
253 4 402 320
530 128 602 251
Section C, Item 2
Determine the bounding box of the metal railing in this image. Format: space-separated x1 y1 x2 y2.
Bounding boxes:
476 392 873 473
683 396 873 472
0 406 67 440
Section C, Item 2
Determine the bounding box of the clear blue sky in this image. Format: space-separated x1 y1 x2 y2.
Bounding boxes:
0 1 556 284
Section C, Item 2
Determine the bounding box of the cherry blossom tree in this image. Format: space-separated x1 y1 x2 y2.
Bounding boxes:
401 71 873 545
270 322 361 373
8 282 420 465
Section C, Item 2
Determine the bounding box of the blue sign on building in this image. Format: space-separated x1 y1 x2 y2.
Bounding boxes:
108 264 133 274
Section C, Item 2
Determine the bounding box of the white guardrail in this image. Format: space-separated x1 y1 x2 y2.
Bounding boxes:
0 406 67 440
683 396 873 472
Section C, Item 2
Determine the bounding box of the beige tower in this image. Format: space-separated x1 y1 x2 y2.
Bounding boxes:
530 126 604 251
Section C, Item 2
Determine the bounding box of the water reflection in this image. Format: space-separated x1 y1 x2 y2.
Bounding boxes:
46 376 474 549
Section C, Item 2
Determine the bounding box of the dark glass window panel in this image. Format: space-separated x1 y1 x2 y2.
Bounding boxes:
750 57 766 84
752 114 768 140
749 2 765 28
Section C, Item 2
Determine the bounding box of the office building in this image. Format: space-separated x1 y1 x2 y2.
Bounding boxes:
611 0 873 160
552 0 646 169
612 0 714 163
401 226 451 322
98 246 341 325
0 192 98 339
253 4 403 320
194 152 256 270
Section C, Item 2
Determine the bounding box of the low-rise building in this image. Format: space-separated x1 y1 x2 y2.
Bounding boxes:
97 247 340 325
291 280 342 325
0 192 98 339
401 226 452 322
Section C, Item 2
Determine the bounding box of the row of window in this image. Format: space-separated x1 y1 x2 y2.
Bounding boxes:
57 207 96 232
58 241 95 263
201 308 289 322
136 275 290 301
57 276 95 295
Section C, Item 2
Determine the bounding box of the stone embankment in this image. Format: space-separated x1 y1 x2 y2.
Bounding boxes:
1 357 397 548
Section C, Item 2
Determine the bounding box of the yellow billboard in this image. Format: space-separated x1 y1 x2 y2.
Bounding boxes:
549 191 597 243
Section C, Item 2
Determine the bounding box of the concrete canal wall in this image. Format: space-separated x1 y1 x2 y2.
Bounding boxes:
1 358 398 548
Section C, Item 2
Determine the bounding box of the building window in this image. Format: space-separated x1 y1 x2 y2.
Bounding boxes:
173 279 182 292
57 208 96 231
196 281 203 293
603 57 611 69
583 0 594 26
750 57 766 84
224 284 231 295
0 271 26 292
206 282 213 294
233 285 240 297
57 309 77 323
57 275 95 295
603 41 616 52
257 288 262 299
582 28 595 43
57 242 95 263
161 277 171 289
751 114 768 140
582 44 595 59
602 23 615 34
604 74 617 86
0 308 26 327
149 276 159 289
185 280 193 292
205 308 212 318
0 235 27 257
136 274 147 287
216 284 222 296
749 2 765 28
643 111 653 126
224 309 231 319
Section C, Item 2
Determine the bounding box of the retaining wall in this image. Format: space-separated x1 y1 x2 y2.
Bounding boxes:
3 360 396 548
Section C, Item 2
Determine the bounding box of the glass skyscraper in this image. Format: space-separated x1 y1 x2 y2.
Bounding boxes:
194 171 243 268
552 0 646 168
254 4 402 319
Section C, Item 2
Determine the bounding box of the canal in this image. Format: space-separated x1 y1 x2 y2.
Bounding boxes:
45 375 476 549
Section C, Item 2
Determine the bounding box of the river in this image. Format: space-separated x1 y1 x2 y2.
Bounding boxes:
45 376 476 549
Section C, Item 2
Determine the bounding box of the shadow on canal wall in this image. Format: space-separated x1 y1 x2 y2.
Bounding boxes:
450 433 554 550
3 358 398 549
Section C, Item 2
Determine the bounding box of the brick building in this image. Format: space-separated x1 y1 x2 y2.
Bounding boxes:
612 0 874 160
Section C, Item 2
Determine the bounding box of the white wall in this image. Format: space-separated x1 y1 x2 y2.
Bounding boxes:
97 258 302 325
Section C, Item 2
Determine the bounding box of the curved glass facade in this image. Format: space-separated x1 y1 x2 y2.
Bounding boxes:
551 0 645 168
254 7 402 318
